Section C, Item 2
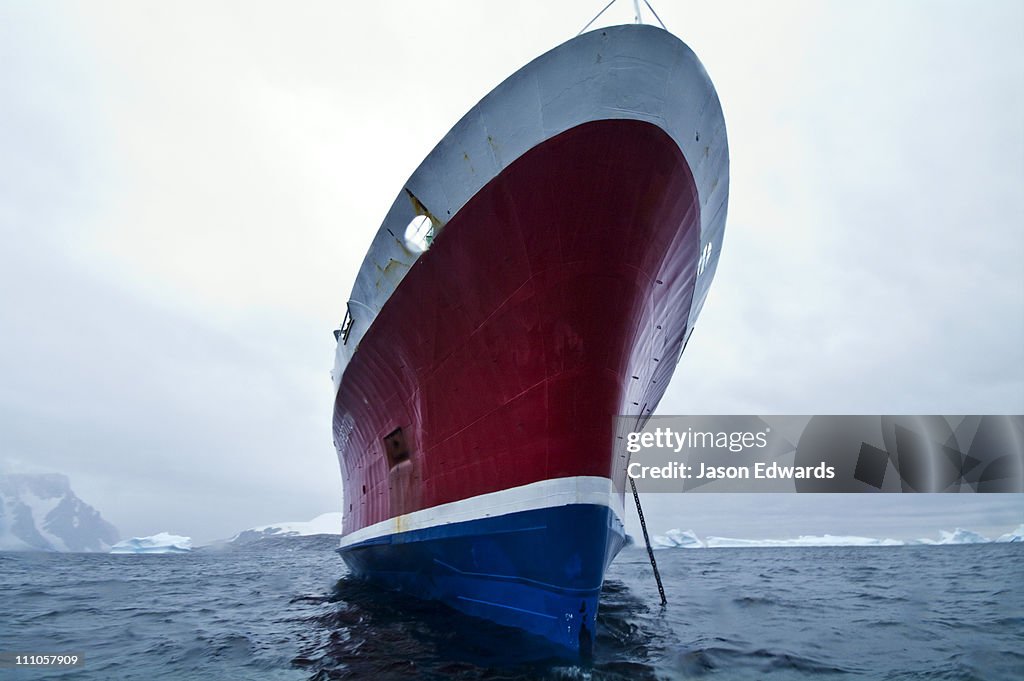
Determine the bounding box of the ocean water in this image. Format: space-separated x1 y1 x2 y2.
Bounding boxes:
1 538 1021 680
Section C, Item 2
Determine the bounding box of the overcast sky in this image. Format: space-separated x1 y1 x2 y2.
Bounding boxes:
1 1 1022 544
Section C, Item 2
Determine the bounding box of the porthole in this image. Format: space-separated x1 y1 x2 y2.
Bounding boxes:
404 215 433 253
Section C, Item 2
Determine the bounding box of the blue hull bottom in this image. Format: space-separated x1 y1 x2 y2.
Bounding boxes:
337 503 626 655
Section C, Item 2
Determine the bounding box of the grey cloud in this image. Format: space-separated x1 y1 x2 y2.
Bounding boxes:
1 1 1021 544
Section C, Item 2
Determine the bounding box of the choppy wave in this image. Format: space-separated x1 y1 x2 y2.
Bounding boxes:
1 536 1021 680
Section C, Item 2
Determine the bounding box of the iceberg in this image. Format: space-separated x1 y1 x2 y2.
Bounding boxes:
926 528 991 545
652 528 705 549
995 524 1024 543
650 529 906 549
704 534 904 548
228 512 342 545
646 527 1024 549
110 532 192 554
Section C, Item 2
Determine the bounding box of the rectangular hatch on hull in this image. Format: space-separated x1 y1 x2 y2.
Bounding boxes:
383 427 411 468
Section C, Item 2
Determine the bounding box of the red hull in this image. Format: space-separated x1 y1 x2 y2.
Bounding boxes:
333 119 701 534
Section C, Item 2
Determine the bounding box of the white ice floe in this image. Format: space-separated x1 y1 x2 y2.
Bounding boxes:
110 532 192 554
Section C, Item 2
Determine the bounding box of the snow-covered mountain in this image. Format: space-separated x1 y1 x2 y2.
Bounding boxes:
227 512 342 545
0 474 119 552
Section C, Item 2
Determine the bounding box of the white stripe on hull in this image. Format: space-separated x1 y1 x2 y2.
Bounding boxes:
338 475 625 550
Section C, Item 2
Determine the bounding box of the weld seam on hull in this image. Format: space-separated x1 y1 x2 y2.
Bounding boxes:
455 595 559 620
432 558 603 595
